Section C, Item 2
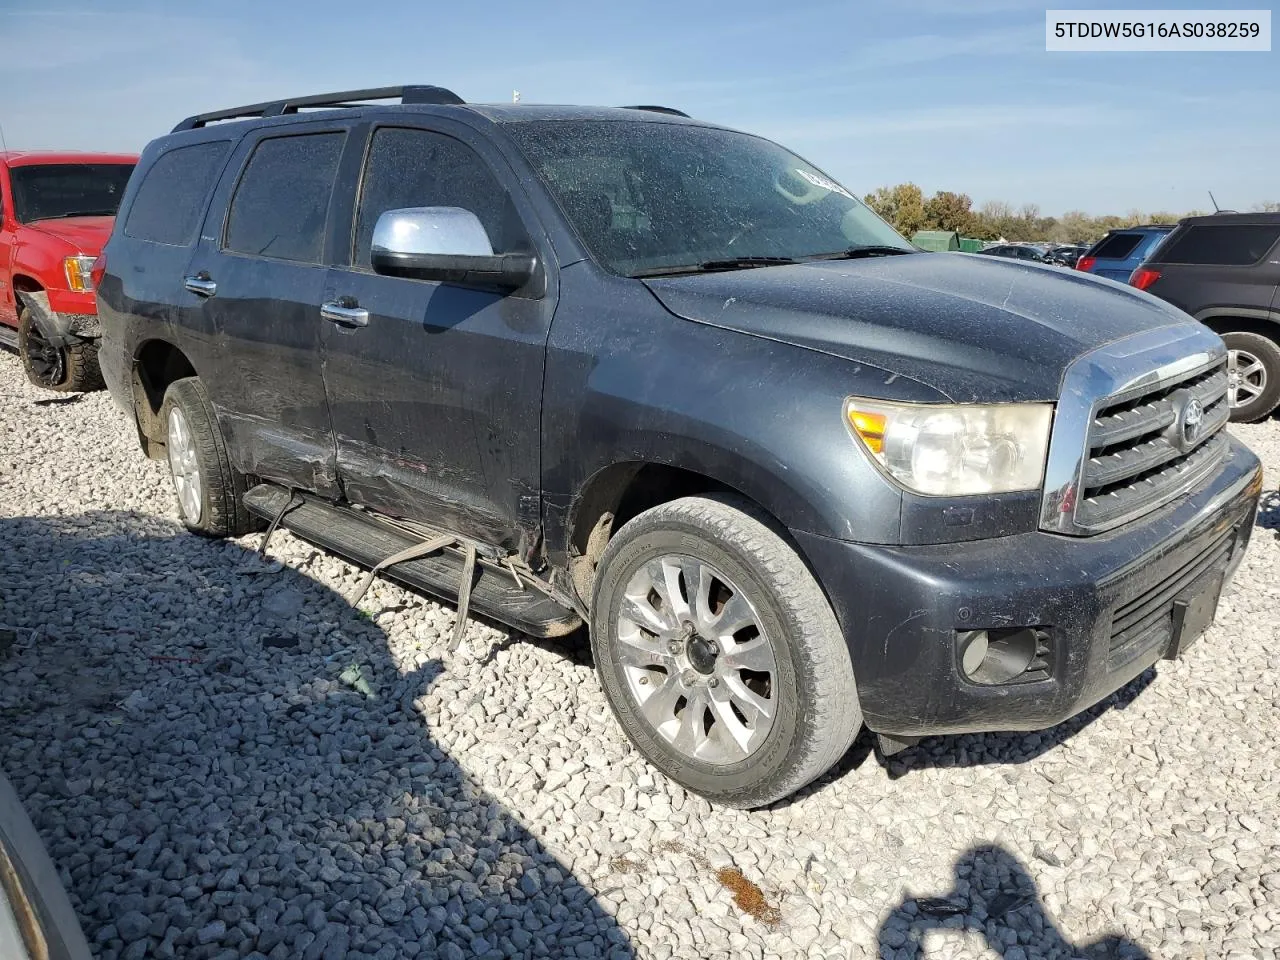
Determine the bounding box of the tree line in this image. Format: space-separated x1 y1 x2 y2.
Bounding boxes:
862 183 1280 245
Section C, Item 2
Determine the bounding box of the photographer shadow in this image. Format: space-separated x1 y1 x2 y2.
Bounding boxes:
879 844 1151 959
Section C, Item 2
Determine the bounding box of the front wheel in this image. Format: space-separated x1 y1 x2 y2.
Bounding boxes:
18 306 103 392
1222 331 1280 423
591 495 861 808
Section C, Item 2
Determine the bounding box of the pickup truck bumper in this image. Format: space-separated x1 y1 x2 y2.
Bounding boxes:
794 437 1262 738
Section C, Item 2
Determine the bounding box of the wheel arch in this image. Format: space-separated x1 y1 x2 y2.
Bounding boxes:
131 339 199 455
1196 309 1280 340
11 273 44 296
564 459 816 610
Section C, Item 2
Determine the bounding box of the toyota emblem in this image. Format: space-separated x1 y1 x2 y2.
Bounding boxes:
1182 397 1205 446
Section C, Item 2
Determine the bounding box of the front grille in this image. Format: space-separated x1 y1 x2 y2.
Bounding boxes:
1076 361 1229 530
1107 527 1234 668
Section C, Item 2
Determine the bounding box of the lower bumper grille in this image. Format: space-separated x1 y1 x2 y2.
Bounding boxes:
1107 528 1235 668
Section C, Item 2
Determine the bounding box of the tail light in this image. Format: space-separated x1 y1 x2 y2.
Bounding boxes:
1075 255 1096 272
1130 267 1161 291
90 253 107 291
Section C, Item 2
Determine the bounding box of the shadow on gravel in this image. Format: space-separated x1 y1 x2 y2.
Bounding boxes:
878 844 1151 959
1254 491 1280 533
876 668 1156 780
0 511 633 960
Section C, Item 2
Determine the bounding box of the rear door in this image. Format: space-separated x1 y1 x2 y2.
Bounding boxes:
182 123 350 496
97 137 235 397
319 120 555 555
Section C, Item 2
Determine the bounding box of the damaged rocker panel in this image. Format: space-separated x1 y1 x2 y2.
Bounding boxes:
242 483 582 638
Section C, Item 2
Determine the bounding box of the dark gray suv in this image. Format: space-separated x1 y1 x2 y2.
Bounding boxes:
1129 213 1280 422
96 86 1261 807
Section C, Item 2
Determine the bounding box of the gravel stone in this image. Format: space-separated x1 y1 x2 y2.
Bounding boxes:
2 355 1278 960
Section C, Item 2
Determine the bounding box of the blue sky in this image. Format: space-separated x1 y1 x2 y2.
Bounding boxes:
2 0 1274 215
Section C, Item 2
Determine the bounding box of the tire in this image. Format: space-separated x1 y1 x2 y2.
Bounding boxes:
159 377 259 537
18 305 104 392
590 494 861 808
1222 331 1280 423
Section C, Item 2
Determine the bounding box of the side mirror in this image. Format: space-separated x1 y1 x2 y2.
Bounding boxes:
370 207 535 291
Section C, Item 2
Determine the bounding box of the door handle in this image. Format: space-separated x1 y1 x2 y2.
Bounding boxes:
184 274 217 297
321 299 369 328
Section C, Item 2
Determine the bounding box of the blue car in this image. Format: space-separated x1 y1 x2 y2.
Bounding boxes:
1077 224 1175 282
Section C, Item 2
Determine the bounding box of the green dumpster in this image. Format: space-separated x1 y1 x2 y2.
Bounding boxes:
911 230 961 252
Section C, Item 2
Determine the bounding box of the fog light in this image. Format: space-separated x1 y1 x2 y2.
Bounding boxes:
959 630 989 676
958 627 1040 685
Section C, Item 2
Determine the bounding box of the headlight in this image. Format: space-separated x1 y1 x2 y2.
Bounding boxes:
64 255 96 293
844 398 1053 496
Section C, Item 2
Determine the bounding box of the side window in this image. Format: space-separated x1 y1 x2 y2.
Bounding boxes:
124 141 231 245
352 127 523 268
1159 224 1280 266
225 133 344 263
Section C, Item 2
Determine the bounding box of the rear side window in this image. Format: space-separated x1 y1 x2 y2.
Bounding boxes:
124 142 230 245
1157 224 1280 266
352 127 520 267
1090 232 1143 260
225 133 344 263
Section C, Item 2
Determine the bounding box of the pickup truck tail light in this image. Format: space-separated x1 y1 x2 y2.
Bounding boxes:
1129 267 1161 291
1075 255 1096 272
90 253 108 292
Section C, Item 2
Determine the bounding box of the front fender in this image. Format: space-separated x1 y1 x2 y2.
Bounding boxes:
541 267 944 560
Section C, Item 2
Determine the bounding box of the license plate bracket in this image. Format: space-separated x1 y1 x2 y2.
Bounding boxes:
1165 571 1224 660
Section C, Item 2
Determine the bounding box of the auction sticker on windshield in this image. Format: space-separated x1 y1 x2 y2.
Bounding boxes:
1046 9 1270 51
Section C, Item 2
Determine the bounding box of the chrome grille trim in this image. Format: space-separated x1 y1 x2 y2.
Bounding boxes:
1040 323 1229 536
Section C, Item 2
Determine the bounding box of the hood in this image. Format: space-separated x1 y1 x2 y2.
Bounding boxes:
643 253 1190 402
23 216 114 253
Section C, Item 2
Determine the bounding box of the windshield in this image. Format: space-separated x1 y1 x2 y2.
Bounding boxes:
504 120 912 277
10 163 135 223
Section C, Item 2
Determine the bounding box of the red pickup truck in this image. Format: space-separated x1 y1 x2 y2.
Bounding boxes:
0 151 136 390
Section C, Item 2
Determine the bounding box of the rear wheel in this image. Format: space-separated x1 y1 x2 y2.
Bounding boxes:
591 494 861 808
159 377 259 537
1222 331 1280 423
18 305 104 392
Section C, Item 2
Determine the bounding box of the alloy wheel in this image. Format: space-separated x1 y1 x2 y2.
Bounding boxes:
23 322 65 387
167 406 203 522
1227 348 1267 409
615 554 778 765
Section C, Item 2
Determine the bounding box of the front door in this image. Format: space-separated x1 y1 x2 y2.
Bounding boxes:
182 124 350 496
320 122 554 556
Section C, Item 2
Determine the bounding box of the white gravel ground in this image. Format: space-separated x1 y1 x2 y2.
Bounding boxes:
1 350 1278 960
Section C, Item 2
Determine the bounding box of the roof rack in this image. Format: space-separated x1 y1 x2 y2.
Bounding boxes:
620 105 691 118
172 85 465 132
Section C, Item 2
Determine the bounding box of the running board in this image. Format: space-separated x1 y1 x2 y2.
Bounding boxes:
242 484 581 638
0 325 18 350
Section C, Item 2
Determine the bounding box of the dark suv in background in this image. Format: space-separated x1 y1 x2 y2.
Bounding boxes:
96 86 1261 808
1130 213 1280 422
1076 224 1175 283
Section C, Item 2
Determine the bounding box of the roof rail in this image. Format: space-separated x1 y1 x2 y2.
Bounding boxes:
620 104 691 118
172 85 465 132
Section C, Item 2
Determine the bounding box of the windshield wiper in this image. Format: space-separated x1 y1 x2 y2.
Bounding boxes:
631 256 798 278
29 209 117 221
806 245 916 261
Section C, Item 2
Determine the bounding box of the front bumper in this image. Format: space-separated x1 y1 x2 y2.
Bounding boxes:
795 437 1262 738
